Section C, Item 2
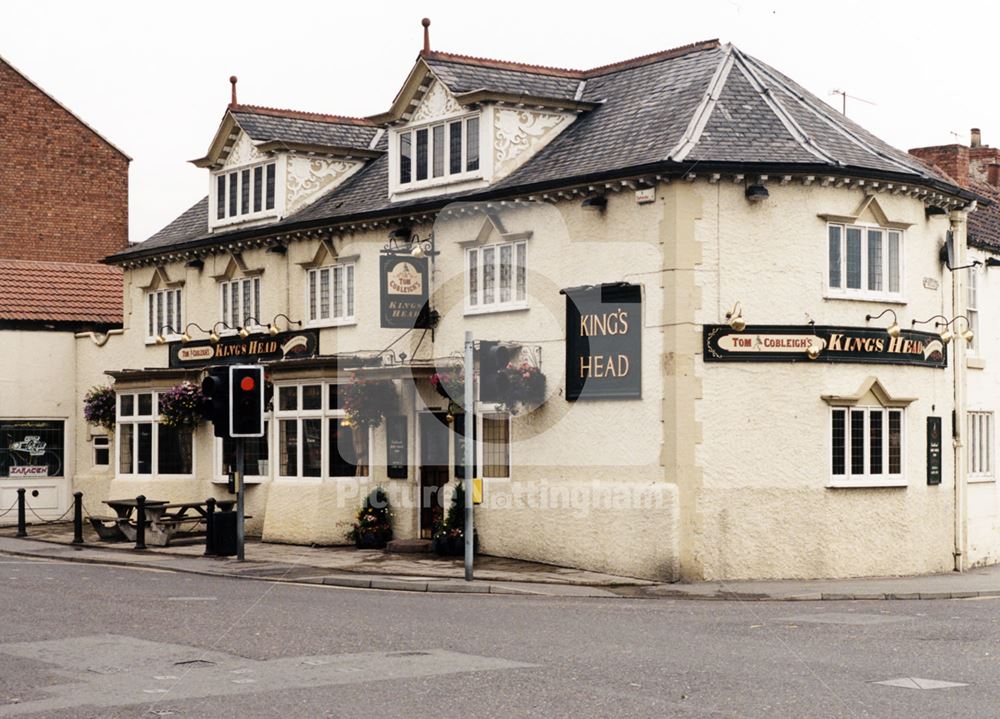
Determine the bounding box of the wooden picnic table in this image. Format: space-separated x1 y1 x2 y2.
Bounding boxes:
99 498 236 546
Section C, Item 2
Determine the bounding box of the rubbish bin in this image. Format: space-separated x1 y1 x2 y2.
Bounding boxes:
212 511 238 557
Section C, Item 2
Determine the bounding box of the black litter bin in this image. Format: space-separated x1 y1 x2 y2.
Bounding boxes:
212 511 238 556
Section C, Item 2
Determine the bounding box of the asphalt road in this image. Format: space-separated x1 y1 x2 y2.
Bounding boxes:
1 558 1000 718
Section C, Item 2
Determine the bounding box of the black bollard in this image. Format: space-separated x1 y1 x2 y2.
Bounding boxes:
204 497 216 556
72 492 84 545
15 488 26 538
135 495 146 550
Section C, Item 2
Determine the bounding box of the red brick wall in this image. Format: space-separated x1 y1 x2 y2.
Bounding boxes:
908 144 969 186
0 59 129 263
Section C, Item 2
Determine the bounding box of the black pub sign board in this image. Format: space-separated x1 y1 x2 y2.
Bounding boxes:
379 254 431 329
563 283 642 401
386 415 408 480
703 325 947 368
927 416 943 486
169 330 319 368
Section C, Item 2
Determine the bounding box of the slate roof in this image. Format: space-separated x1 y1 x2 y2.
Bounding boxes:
0 260 122 324
966 181 1000 253
113 40 978 263
230 106 380 150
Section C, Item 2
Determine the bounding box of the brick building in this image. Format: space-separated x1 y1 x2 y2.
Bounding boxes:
0 56 130 263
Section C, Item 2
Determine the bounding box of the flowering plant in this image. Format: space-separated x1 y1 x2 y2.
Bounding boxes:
347 486 393 548
158 381 209 429
341 378 397 430
500 363 546 414
432 482 477 555
83 386 116 431
430 369 466 416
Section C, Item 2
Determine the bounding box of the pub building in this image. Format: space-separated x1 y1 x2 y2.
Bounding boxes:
69 25 996 581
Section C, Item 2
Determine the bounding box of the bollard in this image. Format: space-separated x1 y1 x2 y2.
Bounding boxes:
15 488 26 538
204 497 216 556
72 491 84 545
135 495 146 550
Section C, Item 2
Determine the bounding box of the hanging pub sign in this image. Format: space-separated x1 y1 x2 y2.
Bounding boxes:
379 254 430 329
169 329 319 369
927 416 943 485
703 325 947 368
562 282 642 401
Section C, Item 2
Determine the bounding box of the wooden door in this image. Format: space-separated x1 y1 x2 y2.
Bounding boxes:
419 412 451 538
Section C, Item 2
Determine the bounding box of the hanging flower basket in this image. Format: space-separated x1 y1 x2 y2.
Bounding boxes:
430 370 465 407
341 378 398 430
83 386 116 431
158 382 210 429
500 363 546 413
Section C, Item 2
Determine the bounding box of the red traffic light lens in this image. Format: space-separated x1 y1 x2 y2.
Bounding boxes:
240 376 256 392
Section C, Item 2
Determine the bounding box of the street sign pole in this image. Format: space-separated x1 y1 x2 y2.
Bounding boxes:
236 437 245 561
463 330 474 581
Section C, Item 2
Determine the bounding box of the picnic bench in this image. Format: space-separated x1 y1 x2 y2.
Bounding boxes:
95 498 237 547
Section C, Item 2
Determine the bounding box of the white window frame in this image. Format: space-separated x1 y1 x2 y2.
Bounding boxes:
220 276 262 331
967 266 980 355
93 435 110 468
477 409 512 482
465 240 528 314
115 391 196 479
968 410 994 481
145 288 183 344
390 113 484 193
212 160 278 227
273 380 371 482
214 419 272 484
305 262 356 327
826 222 905 302
828 405 906 488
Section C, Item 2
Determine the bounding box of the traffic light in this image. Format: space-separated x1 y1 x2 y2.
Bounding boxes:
229 365 265 438
478 341 519 403
201 367 230 439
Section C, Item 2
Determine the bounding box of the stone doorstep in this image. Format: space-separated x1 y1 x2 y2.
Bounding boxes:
384 539 432 554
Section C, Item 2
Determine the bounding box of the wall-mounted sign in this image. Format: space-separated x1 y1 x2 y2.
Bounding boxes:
386 415 408 480
703 325 947 368
380 254 430 328
927 416 943 486
169 330 319 369
562 283 642 400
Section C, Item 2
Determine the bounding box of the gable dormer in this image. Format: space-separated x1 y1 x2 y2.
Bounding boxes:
191 101 383 232
374 53 596 202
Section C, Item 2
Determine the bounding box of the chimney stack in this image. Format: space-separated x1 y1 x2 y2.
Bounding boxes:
971 127 982 148
989 164 1000 188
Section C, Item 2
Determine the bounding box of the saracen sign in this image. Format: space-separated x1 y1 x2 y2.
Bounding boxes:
169 330 319 368
703 325 947 368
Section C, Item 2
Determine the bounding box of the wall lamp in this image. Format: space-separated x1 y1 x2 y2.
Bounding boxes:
155 325 180 345
725 302 746 331
268 313 303 336
180 323 211 344
745 184 769 203
238 317 265 339
985 257 1000 268
865 309 901 338
581 195 608 211
210 321 236 344
806 339 824 360
185 258 205 269
266 243 287 255
911 314 973 345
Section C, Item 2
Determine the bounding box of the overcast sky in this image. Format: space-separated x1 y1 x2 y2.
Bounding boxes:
2 1 995 243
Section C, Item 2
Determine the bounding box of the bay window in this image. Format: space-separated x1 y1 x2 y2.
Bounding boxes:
116 391 193 477
827 224 902 299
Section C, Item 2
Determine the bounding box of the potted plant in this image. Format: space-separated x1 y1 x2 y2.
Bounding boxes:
347 486 393 549
500 363 546 414
83 385 116 431
158 381 210 429
432 482 478 556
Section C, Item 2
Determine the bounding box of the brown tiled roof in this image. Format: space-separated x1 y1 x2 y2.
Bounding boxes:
0 260 122 324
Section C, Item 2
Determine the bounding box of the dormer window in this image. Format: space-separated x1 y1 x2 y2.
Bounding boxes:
396 115 480 189
214 160 276 224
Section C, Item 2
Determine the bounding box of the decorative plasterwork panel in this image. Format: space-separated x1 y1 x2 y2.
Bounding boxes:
285 156 361 215
410 81 463 123
222 131 267 170
493 109 572 178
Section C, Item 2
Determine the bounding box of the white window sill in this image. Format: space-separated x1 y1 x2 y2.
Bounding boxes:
826 477 907 489
464 304 530 317
967 357 987 370
306 318 357 329
969 475 995 484
116 474 197 481
211 477 266 485
822 292 907 305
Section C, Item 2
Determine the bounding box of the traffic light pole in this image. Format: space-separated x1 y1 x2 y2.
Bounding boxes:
463 330 474 581
236 437 245 561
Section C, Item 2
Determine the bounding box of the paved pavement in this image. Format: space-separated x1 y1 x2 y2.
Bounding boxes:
8 522 1000 601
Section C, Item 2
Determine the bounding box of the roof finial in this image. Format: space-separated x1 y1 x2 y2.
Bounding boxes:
229 76 238 107
421 18 431 54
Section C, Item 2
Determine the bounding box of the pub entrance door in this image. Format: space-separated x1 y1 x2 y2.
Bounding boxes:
418 412 451 538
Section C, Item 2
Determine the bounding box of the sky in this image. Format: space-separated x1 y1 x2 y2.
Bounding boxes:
2 0 996 243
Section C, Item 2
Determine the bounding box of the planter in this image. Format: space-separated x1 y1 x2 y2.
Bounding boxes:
355 530 390 550
433 533 478 556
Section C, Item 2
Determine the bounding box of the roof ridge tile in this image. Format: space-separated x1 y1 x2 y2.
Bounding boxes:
230 104 375 126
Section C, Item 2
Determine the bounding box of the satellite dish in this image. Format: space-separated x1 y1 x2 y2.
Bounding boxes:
939 233 955 270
